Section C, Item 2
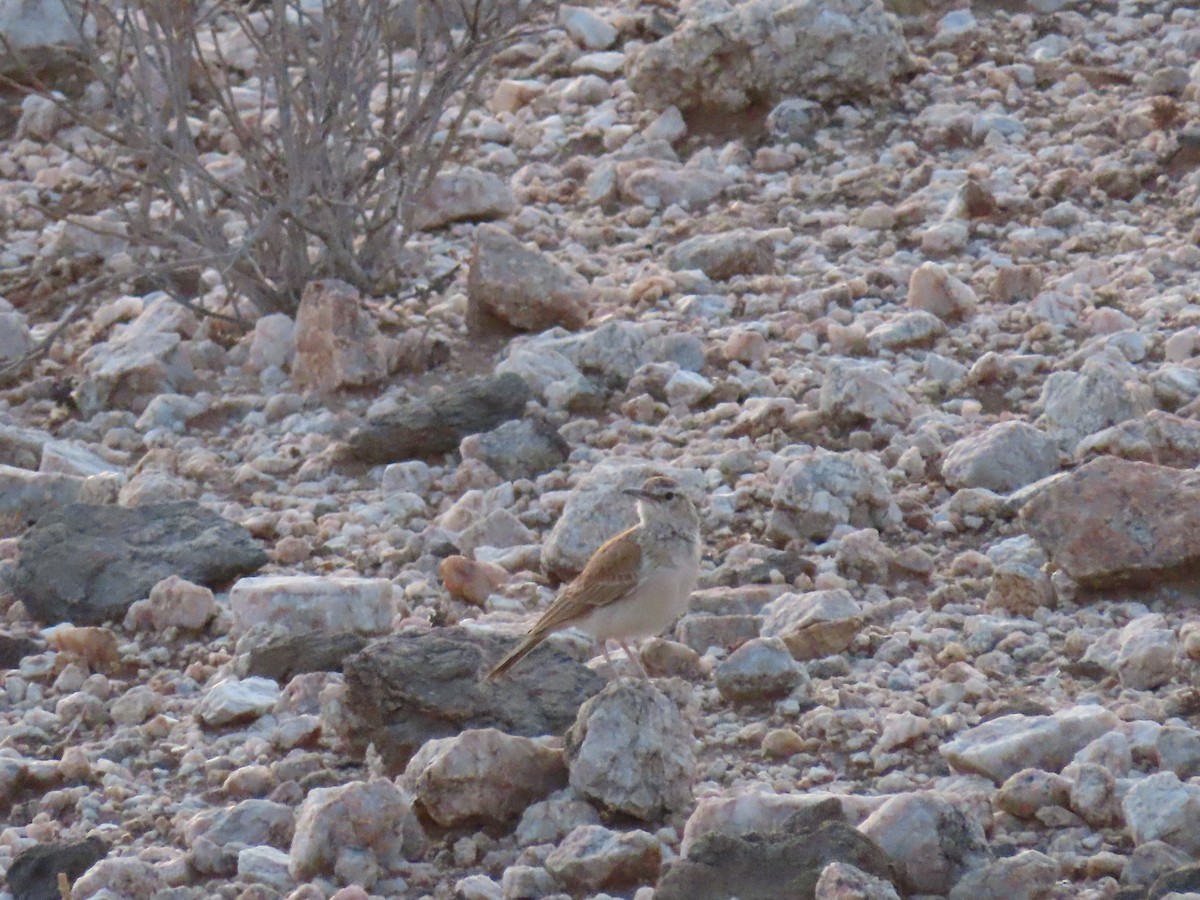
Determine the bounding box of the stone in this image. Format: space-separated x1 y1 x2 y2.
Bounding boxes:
12 501 266 625
659 798 895 900
819 361 919 429
6 837 107 900
1124 841 1191 889
245 630 368 682
665 369 715 408
1068 762 1120 828
0 464 102 525
677 613 764 653
984 536 1055 616
766 449 900 544
761 590 862 660
0 303 31 366
544 825 662 894
468 224 591 333
858 792 990 896
70 858 163 899
340 627 604 772
1076 412 1200 468
619 161 730 209
1117 614 1177 691
42 624 119 669
291 279 389 394
76 331 193 416
906 262 977 321
413 167 515 230
945 850 1059 900
940 706 1121 784
247 313 295 373
1147 864 1200 898
542 461 698 577
814 862 901 899
196 676 281 728
404 728 567 827
996 768 1072 819
184 799 295 876
111 685 162 725
343 373 531 465
560 5 617 50
1037 349 1154 449
1157 727 1200 779
1123 772 1200 854
715 636 807 703
565 679 695 821
38 441 121 478
237 846 294 893
460 418 569 481
666 230 774 280
628 0 909 113
439 556 509 607
1020 456 1200 588
289 780 426 885
866 311 945 352
123 575 218 632
230 575 396 637
516 789 604 846
768 97 824 143
942 422 1060 493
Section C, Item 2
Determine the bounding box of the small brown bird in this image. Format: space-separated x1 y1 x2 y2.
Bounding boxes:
485 475 702 680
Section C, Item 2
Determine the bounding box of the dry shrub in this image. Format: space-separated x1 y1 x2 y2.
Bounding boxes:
3 0 552 327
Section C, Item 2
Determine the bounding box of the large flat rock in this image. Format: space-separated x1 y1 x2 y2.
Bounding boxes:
339 626 605 774
1020 456 1200 587
13 501 267 625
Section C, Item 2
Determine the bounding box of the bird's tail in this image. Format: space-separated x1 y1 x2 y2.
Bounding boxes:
484 633 544 681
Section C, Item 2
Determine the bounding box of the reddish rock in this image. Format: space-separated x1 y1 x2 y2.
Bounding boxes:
291 279 389 394
439 555 509 607
1021 456 1200 587
467 224 591 334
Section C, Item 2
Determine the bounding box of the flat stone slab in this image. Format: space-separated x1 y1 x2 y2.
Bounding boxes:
13 501 267 625
340 626 605 774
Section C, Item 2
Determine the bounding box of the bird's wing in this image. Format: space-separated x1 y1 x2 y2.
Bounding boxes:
530 527 642 635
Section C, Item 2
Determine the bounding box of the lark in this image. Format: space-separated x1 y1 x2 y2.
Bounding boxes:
485 475 701 680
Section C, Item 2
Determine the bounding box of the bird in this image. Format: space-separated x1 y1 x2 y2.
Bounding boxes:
485 474 702 680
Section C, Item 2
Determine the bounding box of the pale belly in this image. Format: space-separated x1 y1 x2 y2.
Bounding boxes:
575 549 700 641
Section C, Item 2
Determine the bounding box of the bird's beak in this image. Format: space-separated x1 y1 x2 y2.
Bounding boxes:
623 488 653 501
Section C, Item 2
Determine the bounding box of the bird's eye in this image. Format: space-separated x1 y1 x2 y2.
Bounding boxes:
662 491 675 500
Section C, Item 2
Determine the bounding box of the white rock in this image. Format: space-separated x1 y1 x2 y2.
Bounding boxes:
1038 349 1155 448
404 728 567 827
247 313 296 373
237 845 294 893
1117 614 1177 691
762 590 863 661
229 575 396 636
124 575 218 632
561 5 617 50
566 680 695 821
665 369 714 408
767 448 900 543
859 792 990 895
290 780 426 884
940 706 1121 784
819 360 919 428
196 677 281 727
1123 772 1200 854
906 262 977 320
71 857 163 899
942 422 1060 493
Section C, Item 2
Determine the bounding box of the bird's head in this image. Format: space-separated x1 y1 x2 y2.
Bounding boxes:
623 475 698 527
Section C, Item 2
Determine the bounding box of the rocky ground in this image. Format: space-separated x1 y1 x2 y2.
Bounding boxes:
2 0 1200 897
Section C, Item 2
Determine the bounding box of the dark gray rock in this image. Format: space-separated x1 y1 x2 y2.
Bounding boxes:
245 630 368 682
12 501 267 625
656 799 896 900
1149 863 1200 899
0 633 40 670
8 837 107 900
340 627 605 774
468 418 569 481
343 373 532 464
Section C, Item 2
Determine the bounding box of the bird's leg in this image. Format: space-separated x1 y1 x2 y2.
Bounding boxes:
599 640 615 668
618 639 649 679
